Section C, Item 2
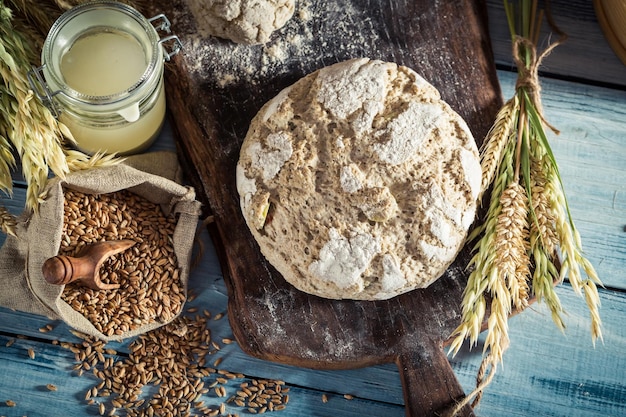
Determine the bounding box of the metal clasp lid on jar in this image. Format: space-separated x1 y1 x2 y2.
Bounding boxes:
27 3 182 120
26 0 182 155
149 14 183 61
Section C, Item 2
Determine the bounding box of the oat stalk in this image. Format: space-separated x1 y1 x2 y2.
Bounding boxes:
0 1 121 222
5 0 61 44
64 150 125 172
446 1 603 413
1 1 69 210
0 206 16 236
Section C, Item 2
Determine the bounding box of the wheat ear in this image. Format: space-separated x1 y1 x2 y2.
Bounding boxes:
479 96 519 199
548 174 603 344
495 180 531 311
64 150 125 172
528 152 558 257
0 134 15 195
448 138 517 357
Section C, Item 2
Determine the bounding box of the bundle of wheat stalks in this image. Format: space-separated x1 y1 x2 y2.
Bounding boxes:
0 0 136 232
446 0 603 413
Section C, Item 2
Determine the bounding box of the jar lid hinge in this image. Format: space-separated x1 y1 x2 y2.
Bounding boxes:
149 14 183 61
27 64 62 118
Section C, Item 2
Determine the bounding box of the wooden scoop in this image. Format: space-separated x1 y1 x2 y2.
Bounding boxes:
42 240 136 290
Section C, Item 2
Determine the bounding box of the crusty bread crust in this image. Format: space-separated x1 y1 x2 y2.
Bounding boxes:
237 58 481 300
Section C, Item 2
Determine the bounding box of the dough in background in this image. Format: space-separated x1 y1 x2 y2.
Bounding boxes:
188 0 296 45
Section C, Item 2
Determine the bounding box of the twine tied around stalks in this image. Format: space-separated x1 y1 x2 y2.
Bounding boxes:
511 6 568 136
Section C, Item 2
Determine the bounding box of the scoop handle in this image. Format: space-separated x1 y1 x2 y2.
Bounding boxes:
42 254 96 285
41 240 135 290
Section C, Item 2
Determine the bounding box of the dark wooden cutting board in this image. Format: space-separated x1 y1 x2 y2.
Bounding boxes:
147 1 503 415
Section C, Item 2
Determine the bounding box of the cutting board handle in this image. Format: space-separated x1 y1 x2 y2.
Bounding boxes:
397 341 475 417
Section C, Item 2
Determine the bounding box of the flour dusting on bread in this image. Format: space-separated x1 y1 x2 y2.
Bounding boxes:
237 58 481 300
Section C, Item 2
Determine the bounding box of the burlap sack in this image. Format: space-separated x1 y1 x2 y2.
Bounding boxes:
0 151 202 341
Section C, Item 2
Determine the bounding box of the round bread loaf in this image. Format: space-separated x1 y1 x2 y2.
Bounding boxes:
236 58 481 300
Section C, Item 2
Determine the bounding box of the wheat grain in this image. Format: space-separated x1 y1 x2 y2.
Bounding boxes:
65 313 229 415
60 189 183 335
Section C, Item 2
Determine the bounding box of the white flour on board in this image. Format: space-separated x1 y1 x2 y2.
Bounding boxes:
170 0 380 88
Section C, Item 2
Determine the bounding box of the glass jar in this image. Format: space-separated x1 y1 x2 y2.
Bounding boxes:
29 0 182 155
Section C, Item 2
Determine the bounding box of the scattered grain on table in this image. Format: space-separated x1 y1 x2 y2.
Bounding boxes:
39 324 53 333
61 311 290 416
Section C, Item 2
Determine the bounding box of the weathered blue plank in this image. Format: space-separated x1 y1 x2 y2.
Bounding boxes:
451 286 626 417
1 285 624 416
0 335 406 417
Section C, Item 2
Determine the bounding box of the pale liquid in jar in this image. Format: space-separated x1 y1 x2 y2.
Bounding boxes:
61 30 146 95
59 30 165 154
60 88 165 155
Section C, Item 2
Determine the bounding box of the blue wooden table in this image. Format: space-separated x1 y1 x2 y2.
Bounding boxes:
1 1 625 416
